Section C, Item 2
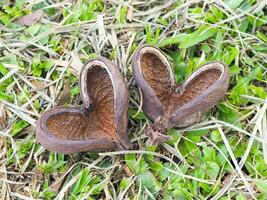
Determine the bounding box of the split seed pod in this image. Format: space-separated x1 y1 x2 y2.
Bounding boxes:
131 45 229 135
36 57 131 153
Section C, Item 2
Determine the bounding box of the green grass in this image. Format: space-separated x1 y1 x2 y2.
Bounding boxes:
0 0 266 199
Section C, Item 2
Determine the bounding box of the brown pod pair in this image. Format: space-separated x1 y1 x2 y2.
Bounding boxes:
37 45 229 153
36 57 131 154
131 45 229 141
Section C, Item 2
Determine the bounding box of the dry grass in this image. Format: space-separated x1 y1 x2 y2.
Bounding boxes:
0 0 266 199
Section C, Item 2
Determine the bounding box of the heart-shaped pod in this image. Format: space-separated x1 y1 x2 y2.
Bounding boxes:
131 45 229 130
36 57 131 154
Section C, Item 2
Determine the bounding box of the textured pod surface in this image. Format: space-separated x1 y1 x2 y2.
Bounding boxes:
132 45 229 129
36 57 131 153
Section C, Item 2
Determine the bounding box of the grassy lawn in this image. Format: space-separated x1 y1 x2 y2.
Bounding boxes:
0 0 267 199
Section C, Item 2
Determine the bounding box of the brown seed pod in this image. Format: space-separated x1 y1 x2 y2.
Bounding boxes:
131 45 229 138
36 57 131 153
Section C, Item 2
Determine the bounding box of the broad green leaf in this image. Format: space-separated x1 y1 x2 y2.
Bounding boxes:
0 11 11 25
257 31 267 42
128 108 147 120
255 180 267 194
230 67 261 105
236 194 247 200
216 145 229 167
124 154 136 173
210 129 222 143
186 129 208 138
26 23 41 35
239 19 249 32
225 0 244 8
119 177 132 191
206 161 220 177
0 91 14 101
193 168 205 194
205 6 225 23
253 44 267 53
158 33 187 47
11 120 29 136
201 44 211 53
248 14 267 28
157 17 168 26
229 65 241 75
158 163 170 181
137 171 162 196
222 47 239 65
217 103 242 128
210 31 223 60
17 138 33 158
179 28 216 49
70 86 80 97
249 85 267 99
203 145 216 162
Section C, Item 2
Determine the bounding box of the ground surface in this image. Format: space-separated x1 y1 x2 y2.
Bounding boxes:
0 0 267 199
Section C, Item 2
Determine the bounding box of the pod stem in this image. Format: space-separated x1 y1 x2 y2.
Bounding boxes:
145 117 169 145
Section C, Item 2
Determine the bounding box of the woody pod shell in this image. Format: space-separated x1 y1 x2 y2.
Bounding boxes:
36 57 131 154
131 45 229 130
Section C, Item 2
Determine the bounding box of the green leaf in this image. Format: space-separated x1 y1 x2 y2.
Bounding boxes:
179 28 216 49
225 0 244 8
136 157 149 174
229 65 241 75
217 103 242 128
71 169 92 196
128 108 147 120
0 91 14 101
158 33 187 47
41 60 54 71
186 129 208 138
255 180 267 194
236 194 246 200
70 86 80 97
239 19 249 32
38 154 67 174
17 138 33 158
32 60 54 77
119 177 132 191
222 47 239 65
253 44 267 53
0 63 9 75
201 44 211 53
249 85 267 99
203 145 216 162
137 171 162 196
205 6 225 23
0 11 11 25
117 6 127 24
157 17 168 26
210 129 222 142
248 14 266 28
257 31 267 42
229 67 261 105
11 120 29 136
26 23 41 35
145 26 153 44
124 154 136 173
206 161 220 177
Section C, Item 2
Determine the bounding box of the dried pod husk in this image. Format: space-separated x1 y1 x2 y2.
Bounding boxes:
131 45 229 134
36 57 131 153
